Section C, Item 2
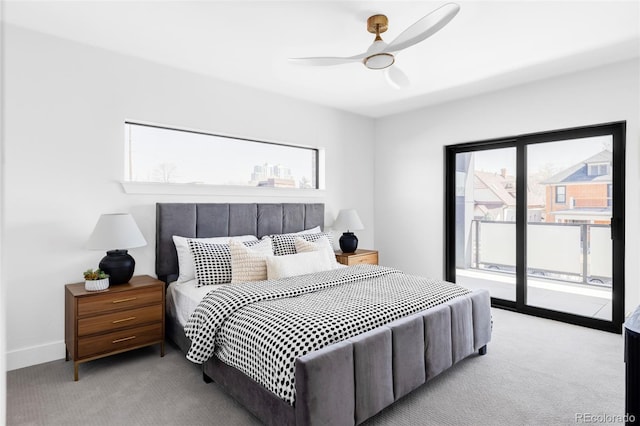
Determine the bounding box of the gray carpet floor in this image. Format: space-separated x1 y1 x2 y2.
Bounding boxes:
7 308 625 425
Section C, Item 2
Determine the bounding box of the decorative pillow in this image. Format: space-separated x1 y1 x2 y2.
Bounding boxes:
189 239 262 287
296 226 321 235
270 232 333 256
173 235 257 283
294 236 338 269
230 237 274 283
266 251 335 280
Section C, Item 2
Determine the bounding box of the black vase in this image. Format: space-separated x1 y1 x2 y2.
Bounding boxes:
99 249 135 285
339 232 358 253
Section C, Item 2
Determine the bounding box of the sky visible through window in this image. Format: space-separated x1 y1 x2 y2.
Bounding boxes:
473 135 612 176
125 123 317 188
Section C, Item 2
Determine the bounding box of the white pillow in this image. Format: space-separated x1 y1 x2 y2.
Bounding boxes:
296 226 321 235
294 236 338 269
173 235 257 283
230 237 274 283
266 251 335 280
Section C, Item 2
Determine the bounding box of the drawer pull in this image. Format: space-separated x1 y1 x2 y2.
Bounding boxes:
112 316 136 324
112 297 137 304
112 336 136 344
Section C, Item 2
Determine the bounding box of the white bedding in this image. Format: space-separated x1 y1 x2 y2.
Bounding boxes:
167 264 349 326
167 279 219 326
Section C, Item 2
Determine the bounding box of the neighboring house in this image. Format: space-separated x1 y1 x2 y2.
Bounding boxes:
474 170 544 222
541 150 612 224
474 169 515 220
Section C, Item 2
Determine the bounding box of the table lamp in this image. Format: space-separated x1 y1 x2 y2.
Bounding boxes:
333 209 364 253
86 213 147 285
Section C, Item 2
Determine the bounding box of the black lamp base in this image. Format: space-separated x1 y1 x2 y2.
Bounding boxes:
99 249 135 285
339 232 359 253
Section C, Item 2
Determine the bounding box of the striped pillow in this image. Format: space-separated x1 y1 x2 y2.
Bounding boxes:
230 237 274 283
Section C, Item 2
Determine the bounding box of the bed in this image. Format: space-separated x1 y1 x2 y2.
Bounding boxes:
156 202 492 425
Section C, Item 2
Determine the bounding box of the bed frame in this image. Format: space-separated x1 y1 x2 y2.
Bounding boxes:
156 202 492 426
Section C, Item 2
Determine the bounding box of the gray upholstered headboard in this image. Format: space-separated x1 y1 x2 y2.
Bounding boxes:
155 203 325 283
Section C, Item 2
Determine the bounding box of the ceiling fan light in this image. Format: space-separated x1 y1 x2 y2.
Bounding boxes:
364 53 394 70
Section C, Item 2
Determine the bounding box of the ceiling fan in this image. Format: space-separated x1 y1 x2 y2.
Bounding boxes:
290 3 460 89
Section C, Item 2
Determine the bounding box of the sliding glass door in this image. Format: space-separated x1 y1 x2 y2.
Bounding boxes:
454 147 517 302
526 138 615 320
445 122 625 332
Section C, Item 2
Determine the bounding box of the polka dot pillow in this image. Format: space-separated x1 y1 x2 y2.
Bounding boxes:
270 232 333 256
189 239 266 287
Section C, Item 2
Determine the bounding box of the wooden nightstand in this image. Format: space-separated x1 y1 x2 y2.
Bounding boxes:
335 249 378 266
65 275 165 381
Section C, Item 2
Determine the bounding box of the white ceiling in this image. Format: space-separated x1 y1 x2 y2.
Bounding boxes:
4 1 640 118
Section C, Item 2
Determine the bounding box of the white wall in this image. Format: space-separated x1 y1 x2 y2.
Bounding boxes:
374 59 640 315
5 24 637 373
0 1 7 421
3 25 375 370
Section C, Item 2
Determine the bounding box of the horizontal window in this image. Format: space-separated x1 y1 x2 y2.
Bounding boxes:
124 122 319 189
588 162 609 176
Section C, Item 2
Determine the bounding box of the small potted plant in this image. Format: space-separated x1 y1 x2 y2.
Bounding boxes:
83 268 110 291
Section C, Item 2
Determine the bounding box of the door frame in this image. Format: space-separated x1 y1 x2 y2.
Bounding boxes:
444 121 626 333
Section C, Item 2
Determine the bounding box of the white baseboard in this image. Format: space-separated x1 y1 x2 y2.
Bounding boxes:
6 341 65 371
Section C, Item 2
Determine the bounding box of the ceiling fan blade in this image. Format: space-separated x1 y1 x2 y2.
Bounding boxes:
384 66 410 89
385 3 460 53
289 53 367 67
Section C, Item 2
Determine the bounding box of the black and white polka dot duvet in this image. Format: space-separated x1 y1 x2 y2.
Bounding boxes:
184 264 470 405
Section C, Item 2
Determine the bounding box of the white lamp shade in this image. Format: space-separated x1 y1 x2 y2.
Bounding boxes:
333 209 364 232
86 213 147 250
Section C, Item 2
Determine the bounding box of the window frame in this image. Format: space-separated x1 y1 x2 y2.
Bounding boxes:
444 121 626 333
555 185 566 204
588 162 609 176
122 121 324 195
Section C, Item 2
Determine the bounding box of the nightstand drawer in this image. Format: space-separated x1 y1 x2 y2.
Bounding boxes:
78 304 163 337
349 253 378 265
335 249 379 266
78 323 163 358
77 287 163 316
